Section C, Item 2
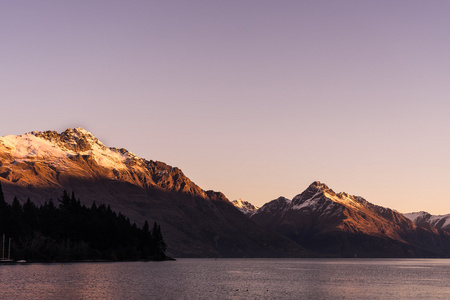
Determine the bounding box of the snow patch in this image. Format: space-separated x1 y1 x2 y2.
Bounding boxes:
430 214 450 228
292 192 321 210
403 212 428 223
0 131 133 171
232 199 260 215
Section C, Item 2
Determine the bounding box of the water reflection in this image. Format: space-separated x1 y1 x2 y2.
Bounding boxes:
1 259 450 299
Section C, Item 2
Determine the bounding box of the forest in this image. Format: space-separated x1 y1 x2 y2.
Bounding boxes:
0 183 168 262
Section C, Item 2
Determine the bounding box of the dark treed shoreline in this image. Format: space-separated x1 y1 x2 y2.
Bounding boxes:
0 182 171 262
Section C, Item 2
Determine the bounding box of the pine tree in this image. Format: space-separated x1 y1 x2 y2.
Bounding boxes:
23 198 38 234
143 221 150 234
10 196 23 237
0 182 8 213
0 181 5 204
152 222 167 259
0 182 12 235
60 190 71 210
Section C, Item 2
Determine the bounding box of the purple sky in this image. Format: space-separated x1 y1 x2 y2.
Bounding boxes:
1 1 449 214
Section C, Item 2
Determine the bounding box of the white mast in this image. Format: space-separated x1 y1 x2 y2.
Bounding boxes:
8 238 11 260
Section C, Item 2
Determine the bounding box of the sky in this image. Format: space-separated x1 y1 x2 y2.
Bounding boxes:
1 1 449 214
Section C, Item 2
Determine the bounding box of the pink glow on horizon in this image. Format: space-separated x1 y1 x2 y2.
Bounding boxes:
1 1 449 214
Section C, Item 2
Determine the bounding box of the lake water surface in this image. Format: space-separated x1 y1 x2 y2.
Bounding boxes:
1 258 449 299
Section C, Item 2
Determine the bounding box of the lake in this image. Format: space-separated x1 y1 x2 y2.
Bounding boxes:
1 259 450 299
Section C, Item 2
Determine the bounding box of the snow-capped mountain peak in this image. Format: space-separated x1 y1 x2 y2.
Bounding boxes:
32 127 106 152
249 181 445 257
403 211 430 223
404 211 450 232
289 181 371 213
14 128 132 171
232 199 260 216
0 128 206 198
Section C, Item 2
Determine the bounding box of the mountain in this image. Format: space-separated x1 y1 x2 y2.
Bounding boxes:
0 128 309 258
404 212 450 232
231 199 259 216
250 181 450 257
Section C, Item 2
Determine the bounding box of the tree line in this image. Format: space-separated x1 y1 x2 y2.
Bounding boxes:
0 182 168 261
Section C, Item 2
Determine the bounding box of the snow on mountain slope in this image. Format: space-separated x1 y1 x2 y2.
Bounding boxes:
255 181 384 232
231 199 259 216
404 211 450 232
291 182 368 213
0 128 130 173
0 128 207 197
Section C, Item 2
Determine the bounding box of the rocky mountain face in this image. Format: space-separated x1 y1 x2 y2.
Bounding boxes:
0 128 309 258
231 199 259 216
404 212 450 232
250 181 450 257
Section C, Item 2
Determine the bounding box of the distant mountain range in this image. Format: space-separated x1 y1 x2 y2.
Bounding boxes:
1 128 449 258
236 182 450 257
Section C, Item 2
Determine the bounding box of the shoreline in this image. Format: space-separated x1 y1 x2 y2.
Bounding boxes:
0 257 176 264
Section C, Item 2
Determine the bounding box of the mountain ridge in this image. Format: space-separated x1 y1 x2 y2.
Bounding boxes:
2 128 449 258
0 128 207 197
0 128 309 258
249 181 450 257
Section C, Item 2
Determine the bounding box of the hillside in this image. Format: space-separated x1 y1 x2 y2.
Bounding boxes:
0 128 309 258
